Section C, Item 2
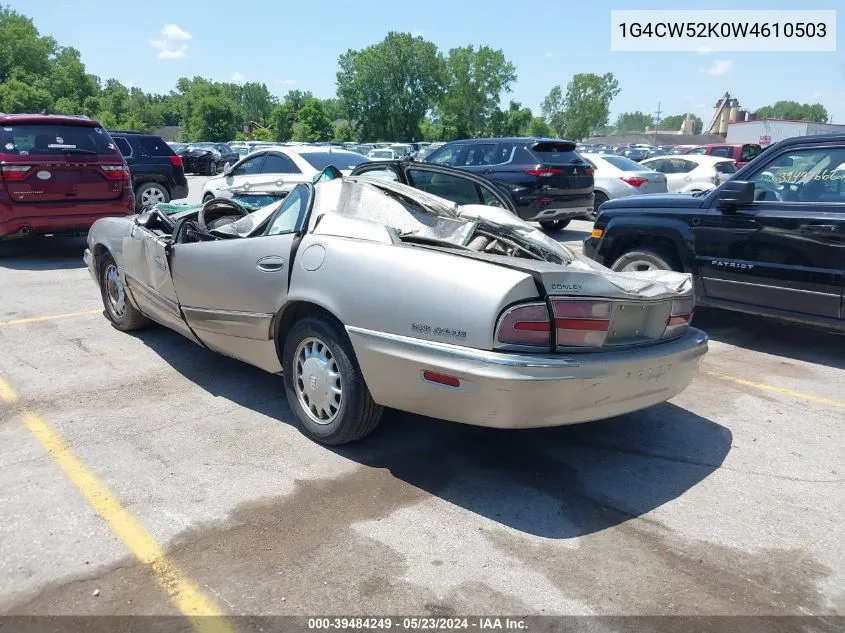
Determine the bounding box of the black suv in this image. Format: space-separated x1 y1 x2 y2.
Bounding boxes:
109 132 189 212
584 133 845 331
423 137 594 231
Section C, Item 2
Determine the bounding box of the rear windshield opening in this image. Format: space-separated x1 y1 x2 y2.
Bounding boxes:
0 124 120 156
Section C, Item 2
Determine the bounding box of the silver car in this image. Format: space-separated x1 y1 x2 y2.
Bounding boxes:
582 153 667 219
83 170 707 445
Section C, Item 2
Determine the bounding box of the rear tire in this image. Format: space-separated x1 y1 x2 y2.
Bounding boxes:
539 219 571 231
589 192 608 221
98 253 150 331
202 192 215 203
611 248 677 273
135 182 169 213
282 315 383 445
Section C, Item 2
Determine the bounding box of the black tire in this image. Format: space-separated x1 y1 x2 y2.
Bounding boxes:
539 218 571 231
135 182 169 213
282 315 383 445
611 248 677 273
202 192 215 203
207 160 218 176
589 192 608 221
98 253 150 331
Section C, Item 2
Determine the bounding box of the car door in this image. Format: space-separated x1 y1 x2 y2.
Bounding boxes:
121 217 198 341
167 184 312 372
402 163 516 211
247 152 306 190
349 161 403 182
214 152 267 198
696 144 845 320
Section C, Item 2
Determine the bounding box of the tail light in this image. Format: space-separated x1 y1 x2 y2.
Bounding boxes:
523 167 564 177
552 300 612 347
101 164 130 181
1 165 32 182
663 298 694 339
620 176 647 187
495 303 551 347
169 155 183 168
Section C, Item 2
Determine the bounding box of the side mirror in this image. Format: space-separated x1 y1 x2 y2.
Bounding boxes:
223 163 233 176
312 165 343 184
716 180 755 211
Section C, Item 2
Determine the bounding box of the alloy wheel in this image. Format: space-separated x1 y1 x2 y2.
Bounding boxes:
294 337 342 425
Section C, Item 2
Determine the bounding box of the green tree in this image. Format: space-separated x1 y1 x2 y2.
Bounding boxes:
0 6 55 83
268 102 294 142
755 100 828 123
189 96 238 141
527 116 554 137
333 121 357 142
337 32 446 140
321 97 346 123
49 47 99 111
542 73 620 140
292 98 334 142
0 78 51 112
614 111 654 133
240 82 275 126
438 45 517 138
659 113 703 134
250 127 274 141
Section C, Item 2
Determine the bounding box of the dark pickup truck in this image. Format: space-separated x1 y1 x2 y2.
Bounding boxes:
584 133 845 331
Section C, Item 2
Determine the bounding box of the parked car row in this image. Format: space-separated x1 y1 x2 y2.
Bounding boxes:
576 142 763 167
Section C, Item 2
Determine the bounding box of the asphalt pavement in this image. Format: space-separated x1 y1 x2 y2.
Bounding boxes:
0 174 842 623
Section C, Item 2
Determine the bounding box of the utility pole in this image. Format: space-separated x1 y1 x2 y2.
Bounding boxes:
653 101 662 146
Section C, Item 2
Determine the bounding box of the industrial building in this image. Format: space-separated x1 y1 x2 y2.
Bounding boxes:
726 119 845 147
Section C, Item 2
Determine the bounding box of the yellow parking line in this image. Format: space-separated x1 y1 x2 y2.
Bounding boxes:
0 309 102 328
704 370 845 410
0 377 236 633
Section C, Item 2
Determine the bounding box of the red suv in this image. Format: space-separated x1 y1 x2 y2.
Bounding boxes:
683 143 763 169
0 114 134 239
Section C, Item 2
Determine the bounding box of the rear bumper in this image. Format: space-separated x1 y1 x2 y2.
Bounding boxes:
170 180 189 200
516 193 595 222
0 201 134 239
347 326 708 429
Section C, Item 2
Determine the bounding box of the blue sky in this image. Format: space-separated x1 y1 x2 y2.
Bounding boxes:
10 0 845 125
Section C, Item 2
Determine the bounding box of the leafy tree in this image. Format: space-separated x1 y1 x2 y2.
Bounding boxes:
438 45 517 138
488 101 532 137
542 73 620 140
282 90 314 116
755 100 828 123
250 127 274 141
0 6 55 83
659 113 703 134
614 111 654 133
293 98 334 142
337 32 446 140
49 47 99 110
527 116 554 137
333 121 357 142
269 102 294 142
419 118 443 142
321 97 346 123
0 78 51 112
189 96 238 141
240 82 275 125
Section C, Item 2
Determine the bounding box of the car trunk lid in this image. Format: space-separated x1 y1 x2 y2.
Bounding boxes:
0 122 126 206
526 141 594 194
619 170 667 194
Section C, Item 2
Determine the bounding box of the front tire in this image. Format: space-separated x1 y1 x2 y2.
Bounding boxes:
611 248 677 273
282 316 383 445
98 253 150 331
207 160 218 176
539 218 571 231
202 192 215 203
135 182 169 212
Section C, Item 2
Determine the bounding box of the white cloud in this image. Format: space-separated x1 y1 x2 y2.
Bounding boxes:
277 79 297 86
230 71 247 84
696 46 712 55
160 24 192 41
543 52 554 59
150 24 192 60
700 59 733 76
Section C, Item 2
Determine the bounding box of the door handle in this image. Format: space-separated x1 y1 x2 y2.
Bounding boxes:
799 224 837 233
256 255 285 272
